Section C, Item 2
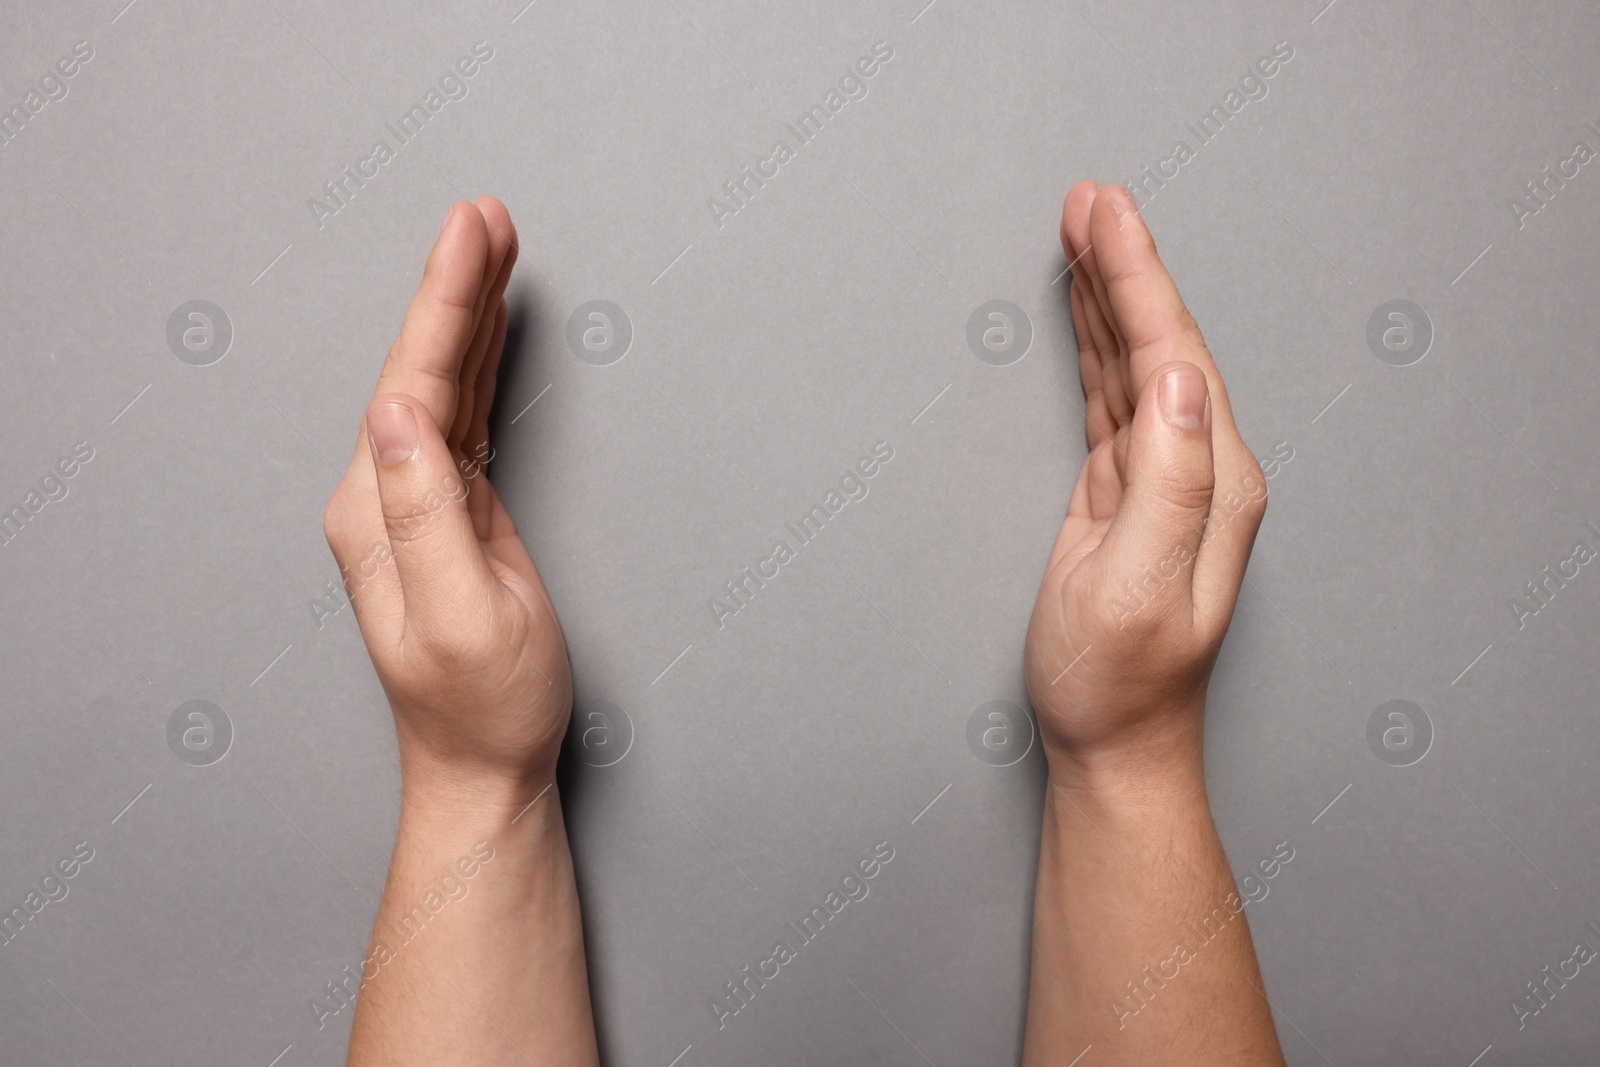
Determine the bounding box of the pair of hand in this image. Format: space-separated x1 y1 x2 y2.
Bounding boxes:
322 182 1267 798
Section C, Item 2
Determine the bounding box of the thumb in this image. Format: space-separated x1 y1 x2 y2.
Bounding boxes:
1100 362 1215 619
366 393 495 624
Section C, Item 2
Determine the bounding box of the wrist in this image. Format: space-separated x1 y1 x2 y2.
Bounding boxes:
396 744 561 824
1041 703 1208 809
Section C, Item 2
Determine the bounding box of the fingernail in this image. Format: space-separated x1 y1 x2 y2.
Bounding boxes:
1159 364 1208 431
439 202 457 235
369 402 418 465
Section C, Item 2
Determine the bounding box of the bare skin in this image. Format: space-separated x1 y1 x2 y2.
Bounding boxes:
1021 181 1286 1065
323 198 599 1067
321 184 1283 1066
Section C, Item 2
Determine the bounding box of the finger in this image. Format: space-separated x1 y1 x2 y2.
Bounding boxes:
1082 279 1134 426
1088 185 1241 438
1098 363 1215 627
463 300 508 539
1070 282 1115 449
1063 182 1129 412
375 202 492 435
323 447 404 645
365 392 496 630
450 197 518 449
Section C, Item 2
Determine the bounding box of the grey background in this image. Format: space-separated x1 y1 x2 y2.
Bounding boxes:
2 0 1597 1063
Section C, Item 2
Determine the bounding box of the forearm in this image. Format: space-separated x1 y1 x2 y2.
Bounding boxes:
1022 731 1284 1066
347 770 599 1067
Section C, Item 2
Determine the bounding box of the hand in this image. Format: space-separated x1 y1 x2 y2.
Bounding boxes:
1024 181 1267 781
323 198 571 802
